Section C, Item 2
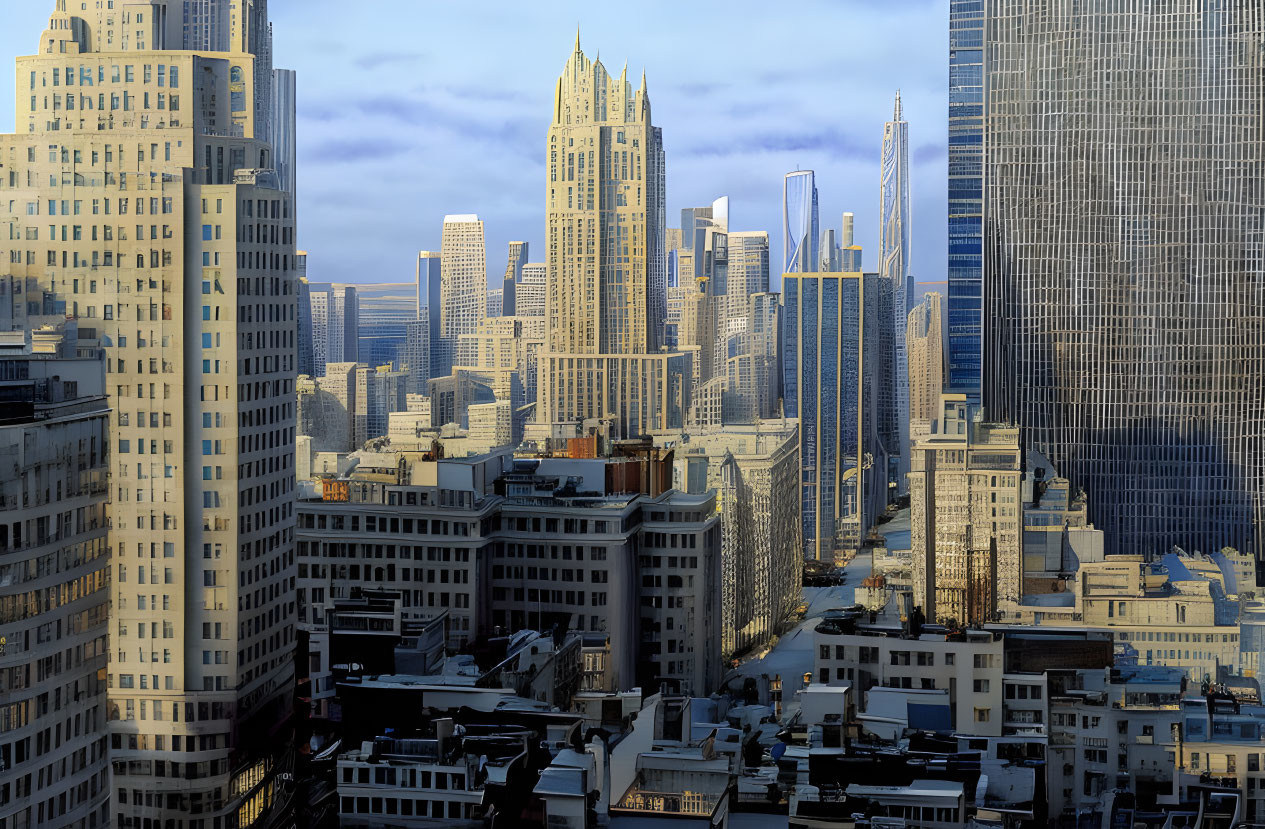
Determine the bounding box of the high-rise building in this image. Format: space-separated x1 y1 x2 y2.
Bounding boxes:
296 275 314 377
907 292 946 429
270 68 297 205
415 251 442 381
947 0 984 398
501 241 528 317
354 282 418 369
880 91 913 494
981 0 1265 561
0 6 298 825
437 215 487 379
309 283 359 374
820 228 841 273
840 212 863 271
0 330 111 829
486 287 503 319
780 170 819 419
782 170 819 279
535 36 687 437
182 0 230 50
910 394 1022 627
783 271 886 561
516 262 547 319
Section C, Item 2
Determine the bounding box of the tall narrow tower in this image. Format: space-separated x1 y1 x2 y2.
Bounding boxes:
880 91 912 493
536 34 686 437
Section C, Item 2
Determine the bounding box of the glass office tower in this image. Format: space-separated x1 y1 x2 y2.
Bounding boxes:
784 272 885 562
982 0 1265 561
947 0 984 399
781 170 819 418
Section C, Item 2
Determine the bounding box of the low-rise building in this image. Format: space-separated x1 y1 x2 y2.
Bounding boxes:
812 615 1005 737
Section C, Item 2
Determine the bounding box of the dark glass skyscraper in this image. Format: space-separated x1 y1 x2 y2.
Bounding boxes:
947 0 984 399
982 0 1265 561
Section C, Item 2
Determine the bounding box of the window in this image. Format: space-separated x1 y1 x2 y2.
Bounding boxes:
944 653 955 666
974 708 990 723
973 679 990 693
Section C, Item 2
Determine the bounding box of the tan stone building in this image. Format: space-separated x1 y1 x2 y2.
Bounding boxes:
907 291 945 430
0 3 297 825
535 36 687 437
910 394 1023 626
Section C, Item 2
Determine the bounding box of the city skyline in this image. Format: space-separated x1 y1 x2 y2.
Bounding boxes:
0 0 951 290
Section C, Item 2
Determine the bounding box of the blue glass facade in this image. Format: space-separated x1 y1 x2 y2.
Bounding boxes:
947 0 983 400
781 170 819 419
786 272 881 561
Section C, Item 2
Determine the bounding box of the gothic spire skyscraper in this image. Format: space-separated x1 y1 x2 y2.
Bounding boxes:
535 34 687 437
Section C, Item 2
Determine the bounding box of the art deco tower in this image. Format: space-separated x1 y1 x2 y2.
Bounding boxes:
0 2 298 825
982 0 1265 560
536 34 686 437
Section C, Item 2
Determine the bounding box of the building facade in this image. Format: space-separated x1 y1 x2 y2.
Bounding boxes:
947 0 984 398
0 6 299 825
437 216 487 380
907 292 945 428
782 272 885 562
879 92 913 493
536 37 682 437
910 395 1022 626
0 336 111 829
981 0 1265 561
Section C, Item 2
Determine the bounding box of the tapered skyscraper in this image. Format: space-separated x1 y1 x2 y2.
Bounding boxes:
536 34 686 436
0 3 298 825
781 170 819 419
982 0 1265 561
880 92 913 492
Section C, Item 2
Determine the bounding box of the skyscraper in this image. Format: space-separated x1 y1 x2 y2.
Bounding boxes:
0 4 298 825
982 0 1265 561
437 215 487 378
783 271 886 562
782 170 819 279
409 251 442 392
309 283 359 374
270 67 298 205
516 262 547 318
780 170 819 420
501 241 528 317
840 212 863 271
907 292 946 430
182 0 230 50
880 92 913 492
535 35 687 437
947 0 984 398
910 394 1022 627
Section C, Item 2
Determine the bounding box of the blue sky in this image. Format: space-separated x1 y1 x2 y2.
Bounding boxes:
1 0 950 287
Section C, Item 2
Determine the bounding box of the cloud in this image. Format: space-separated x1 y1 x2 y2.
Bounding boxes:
678 128 872 162
306 137 410 164
354 51 425 70
914 143 947 165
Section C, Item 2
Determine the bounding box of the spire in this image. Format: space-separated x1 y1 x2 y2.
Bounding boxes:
639 67 647 95
894 89 903 122
575 25 581 54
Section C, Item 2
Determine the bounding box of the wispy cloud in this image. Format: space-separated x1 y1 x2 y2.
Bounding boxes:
306 137 410 164
354 51 425 70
